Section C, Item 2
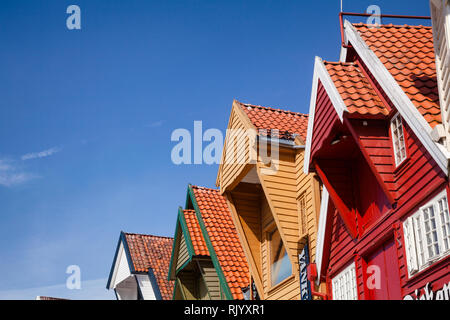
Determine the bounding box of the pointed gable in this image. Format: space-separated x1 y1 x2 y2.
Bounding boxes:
122 233 174 300
189 185 250 300
107 232 174 300
168 208 210 280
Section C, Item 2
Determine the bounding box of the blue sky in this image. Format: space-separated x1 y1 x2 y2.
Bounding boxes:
0 0 431 299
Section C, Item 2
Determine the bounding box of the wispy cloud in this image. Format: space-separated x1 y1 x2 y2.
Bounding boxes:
0 278 114 300
145 120 164 128
21 147 61 161
0 159 38 187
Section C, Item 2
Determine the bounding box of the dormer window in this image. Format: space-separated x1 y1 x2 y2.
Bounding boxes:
391 114 407 166
268 228 292 287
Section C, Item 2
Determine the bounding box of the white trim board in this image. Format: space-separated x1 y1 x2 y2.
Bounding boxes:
314 186 329 285
303 57 349 174
344 20 448 175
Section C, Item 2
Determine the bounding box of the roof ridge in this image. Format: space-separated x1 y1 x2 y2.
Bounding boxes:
123 232 174 240
236 100 308 117
352 22 431 29
323 60 355 66
190 185 220 192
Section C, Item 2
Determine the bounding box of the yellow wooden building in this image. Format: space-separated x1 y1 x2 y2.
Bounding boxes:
216 100 325 300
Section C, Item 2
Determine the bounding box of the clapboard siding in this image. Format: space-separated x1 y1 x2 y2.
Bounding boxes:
256 147 322 299
260 198 272 294
219 105 255 192
229 186 262 281
179 273 196 300
199 261 221 300
177 232 190 270
327 208 356 277
258 151 299 268
136 274 157 300
310 81 341 161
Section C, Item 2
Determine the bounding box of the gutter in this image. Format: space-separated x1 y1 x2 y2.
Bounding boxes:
257 135 305 149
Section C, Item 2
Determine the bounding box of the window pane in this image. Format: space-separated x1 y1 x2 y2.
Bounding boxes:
391 114 407 165
414 216 425 266
332 263 357 300
423 206 440 259
438 198 450 252
270 229 291 287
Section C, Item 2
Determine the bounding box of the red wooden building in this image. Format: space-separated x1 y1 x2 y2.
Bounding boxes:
304 19 450 300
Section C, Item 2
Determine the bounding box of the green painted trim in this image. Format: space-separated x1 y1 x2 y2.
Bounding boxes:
168 206 198 280
187 185 234 300
172 278 186 300
176 256 192 275
171 278 178 300
178 206 196 258
185 184 193 209
167 213 181 281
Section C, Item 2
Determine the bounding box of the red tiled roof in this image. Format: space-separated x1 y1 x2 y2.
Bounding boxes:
123 233 174 300
353 23 441 128
324 61 389 117
236 101 309 142
191 185 250 300
183 209 209 256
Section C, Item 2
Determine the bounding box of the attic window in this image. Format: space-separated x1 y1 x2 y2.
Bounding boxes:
390 114 407 166
268 228 292 287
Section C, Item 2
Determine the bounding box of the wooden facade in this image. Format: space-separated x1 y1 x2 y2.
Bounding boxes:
305 20 450 300
217 101 324 300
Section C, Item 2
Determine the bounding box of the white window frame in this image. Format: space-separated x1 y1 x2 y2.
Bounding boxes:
390 113 407 167
331 262 358 300
403 189 450 277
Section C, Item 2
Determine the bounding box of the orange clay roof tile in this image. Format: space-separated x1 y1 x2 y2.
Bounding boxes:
191 185 250 300
352 23 441 128
235 101 309 142
123 233 174 300
324 61 389 117
182 209 209 257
